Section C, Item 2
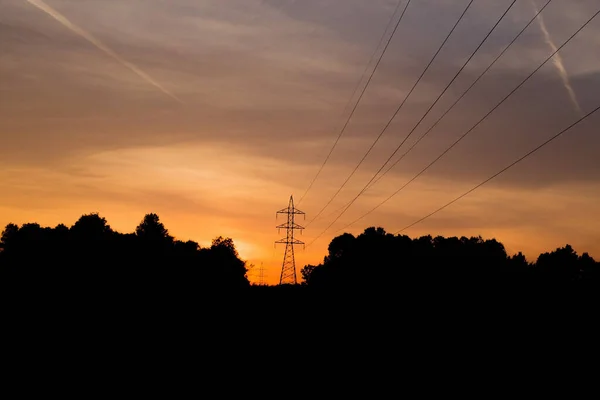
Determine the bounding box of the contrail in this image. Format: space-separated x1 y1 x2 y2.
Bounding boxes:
25 0 184 104
531 0 582 116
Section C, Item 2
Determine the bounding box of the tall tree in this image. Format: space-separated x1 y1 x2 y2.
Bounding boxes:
70 213 112 240
135 213 173 244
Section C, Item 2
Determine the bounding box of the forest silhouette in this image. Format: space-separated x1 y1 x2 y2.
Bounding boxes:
0 213 249 302
1 214 598 304
301 227 600 291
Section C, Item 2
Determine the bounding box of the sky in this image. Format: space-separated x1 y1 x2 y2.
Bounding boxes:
1 0 599 285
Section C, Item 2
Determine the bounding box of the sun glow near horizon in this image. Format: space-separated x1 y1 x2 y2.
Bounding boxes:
2 0 600 285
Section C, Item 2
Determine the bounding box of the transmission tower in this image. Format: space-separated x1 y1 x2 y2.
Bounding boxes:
275 195 305 285
258 262 266 286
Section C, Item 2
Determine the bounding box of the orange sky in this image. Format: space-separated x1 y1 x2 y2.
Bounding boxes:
1 0 599 285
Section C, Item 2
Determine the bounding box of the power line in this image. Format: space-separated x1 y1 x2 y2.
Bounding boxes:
318 0 524 229
297 0 409 206
307 0 473 227
338 0 404 123
305 0 475 243
339 0 518 205
365 0 553 195
336 6 600 233
396 104 600 233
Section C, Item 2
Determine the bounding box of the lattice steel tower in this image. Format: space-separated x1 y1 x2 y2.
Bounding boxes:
258 262 266 286
275 195 305 285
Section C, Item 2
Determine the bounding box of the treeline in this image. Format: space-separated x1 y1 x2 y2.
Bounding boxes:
2 215 599 300
300 227 600 293
0 213 250 297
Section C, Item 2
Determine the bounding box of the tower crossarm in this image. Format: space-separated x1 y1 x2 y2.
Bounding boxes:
276 222 305 230
275 238 305 245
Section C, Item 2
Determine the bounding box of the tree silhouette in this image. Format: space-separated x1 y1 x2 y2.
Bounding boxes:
300 227 600 295
326 233 355 262
202 236 249 288
0 212 251 296
211 236 238 257
536 244 580 283
1 223 19 248
509 252 529 268
135 213 173 244
70 213 112 239
300 264 317 285
1 214 598 300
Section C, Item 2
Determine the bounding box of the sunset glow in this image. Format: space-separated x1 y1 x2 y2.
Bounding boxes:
1 0 599 285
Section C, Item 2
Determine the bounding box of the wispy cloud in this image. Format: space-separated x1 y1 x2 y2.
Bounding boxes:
531 0 583 116
1 0 597 283
25 0 184 105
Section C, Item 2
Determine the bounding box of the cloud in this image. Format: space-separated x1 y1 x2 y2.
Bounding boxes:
374 70 600 189
24 0 184 104
3 0 598 190
530 0 582 116
1 0 599 280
